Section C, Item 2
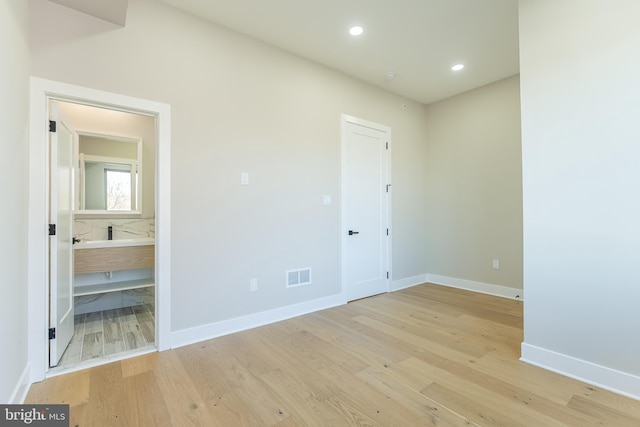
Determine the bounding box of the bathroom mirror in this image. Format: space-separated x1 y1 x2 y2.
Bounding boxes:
76 133 142 216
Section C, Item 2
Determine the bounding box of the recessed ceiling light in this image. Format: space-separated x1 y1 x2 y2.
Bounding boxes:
349 26 364 36
451 64 465 71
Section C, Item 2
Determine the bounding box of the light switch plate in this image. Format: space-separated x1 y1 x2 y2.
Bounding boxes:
323 195 332 206
241 172 249 185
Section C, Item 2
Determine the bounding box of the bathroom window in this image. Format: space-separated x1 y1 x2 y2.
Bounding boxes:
105 169 131 211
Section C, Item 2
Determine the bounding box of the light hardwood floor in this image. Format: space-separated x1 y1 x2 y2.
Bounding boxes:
27 283 640 426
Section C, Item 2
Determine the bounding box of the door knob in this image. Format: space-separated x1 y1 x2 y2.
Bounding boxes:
348 230 360 236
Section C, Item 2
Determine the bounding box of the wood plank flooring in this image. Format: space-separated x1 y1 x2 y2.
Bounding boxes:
27 283 640 426
57 304 155 368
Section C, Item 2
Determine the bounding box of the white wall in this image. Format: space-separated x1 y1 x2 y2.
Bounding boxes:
29 0 429 333
424 76 523 291
0 0 29 403
520 0 640 397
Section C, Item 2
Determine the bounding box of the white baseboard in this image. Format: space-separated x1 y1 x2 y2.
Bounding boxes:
9 363 31 404
426 274 523 300
521 343 640 401
170 293 346 349
390 274 429 292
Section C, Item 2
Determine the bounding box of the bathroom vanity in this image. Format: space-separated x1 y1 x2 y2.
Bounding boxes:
68 129 156 314
73 238 155 314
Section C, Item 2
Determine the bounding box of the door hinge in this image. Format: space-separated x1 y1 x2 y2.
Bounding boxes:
49 224 56 236
49 120 56 132
49 328 56 340
386 272 389 279
386 184 391 193
386 228 389 236
386 141 389 150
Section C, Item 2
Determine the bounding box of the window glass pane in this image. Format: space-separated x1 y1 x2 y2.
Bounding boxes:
105 169 131 210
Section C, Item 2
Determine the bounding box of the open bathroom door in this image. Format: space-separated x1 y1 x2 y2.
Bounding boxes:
49 102 76 367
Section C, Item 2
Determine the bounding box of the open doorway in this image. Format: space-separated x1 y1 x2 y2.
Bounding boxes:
28 78 172 382
50 101 157 370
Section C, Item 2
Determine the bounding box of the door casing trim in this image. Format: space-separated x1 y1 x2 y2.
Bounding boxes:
28 77 172 382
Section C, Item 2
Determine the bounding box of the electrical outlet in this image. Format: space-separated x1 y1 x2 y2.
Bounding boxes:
492 259 500 270
250 278 258 292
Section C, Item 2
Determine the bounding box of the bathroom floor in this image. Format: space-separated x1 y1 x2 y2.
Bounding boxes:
57 303 155 368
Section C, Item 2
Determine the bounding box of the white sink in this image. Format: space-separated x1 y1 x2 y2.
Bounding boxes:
73 237 155 249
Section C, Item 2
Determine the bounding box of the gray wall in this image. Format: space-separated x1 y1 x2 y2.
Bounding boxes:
520 0 640 380
424 76 523 289
0 0 29 403
30 0 430 331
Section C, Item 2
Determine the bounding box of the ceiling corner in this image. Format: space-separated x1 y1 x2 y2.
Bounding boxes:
48 0 129 26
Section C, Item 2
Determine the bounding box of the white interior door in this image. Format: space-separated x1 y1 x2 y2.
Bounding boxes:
342 115 390 301
49 102 75 367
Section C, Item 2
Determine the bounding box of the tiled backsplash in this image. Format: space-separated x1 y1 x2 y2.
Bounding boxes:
74 218 155 241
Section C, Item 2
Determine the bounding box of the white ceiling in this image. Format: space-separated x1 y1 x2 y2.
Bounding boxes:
154 0 520 105
49 0 520 105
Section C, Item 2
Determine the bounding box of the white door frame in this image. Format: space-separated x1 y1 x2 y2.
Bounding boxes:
340 114 392 299
28 77 172 382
